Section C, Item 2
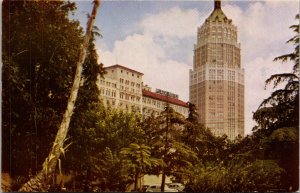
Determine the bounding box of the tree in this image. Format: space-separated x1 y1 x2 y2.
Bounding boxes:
183 102 217 156
120 143 161 191
57 24 105 191
93 147 133 191
183 159 285 192
147 105 196 191
252 14 299 191
2 1 98 190
2 0 81 179
62 102 143 191
17 0 101 191
254 14 299 132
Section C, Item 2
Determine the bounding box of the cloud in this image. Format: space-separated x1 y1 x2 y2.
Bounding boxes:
100 32 190 101
223 1 298 61
97 1 299 135
100 33 164 71
139 7 202 39
245 56 293 135
100 6 200 102
223 0 298 134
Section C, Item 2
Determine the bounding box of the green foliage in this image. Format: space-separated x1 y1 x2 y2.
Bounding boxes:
2 0 84 177
254 14 299 132
270 127 298 142
65 102 144 190
251 14 299 191
120 143 161 173
184 160 286 192
242 160 286 191
143 105 197 190
93 147 133 191
120 143 161 190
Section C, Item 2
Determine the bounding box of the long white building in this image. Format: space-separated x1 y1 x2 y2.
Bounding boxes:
98 64 188 117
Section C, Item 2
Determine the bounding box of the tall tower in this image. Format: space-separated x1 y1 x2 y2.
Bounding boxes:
189 0 244 140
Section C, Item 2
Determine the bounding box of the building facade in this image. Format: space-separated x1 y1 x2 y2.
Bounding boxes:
98 64 188 117
189 0 244 140
98 64 144 113
142 86 188 118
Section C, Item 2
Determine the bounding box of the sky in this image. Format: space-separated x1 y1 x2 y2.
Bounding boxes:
73 0 299 135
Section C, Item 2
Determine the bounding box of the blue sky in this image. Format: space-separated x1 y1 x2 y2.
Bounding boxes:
75 1 250 50
73 0 299 135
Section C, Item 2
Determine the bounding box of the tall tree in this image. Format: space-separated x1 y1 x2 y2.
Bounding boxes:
120 143 161 191
148 105 195 191
2 1 94 191
253 14 299 191
17 0 101 191
58 25 105 191
64 107 144 191
2 0 80 177
253 14 299 132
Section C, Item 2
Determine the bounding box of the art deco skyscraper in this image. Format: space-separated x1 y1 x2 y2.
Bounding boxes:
189 0 244 140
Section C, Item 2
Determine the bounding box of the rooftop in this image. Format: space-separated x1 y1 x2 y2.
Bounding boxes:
206 0 232 24
105 64 144 75
142 89 188 108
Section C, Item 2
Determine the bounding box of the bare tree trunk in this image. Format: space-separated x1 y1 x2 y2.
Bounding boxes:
161 170 166 192
19 0 101 191
134 172 138 191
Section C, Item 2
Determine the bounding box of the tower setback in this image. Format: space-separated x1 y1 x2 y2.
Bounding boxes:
189 0 244 140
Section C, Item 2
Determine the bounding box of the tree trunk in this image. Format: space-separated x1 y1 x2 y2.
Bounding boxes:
19 0 101 191
161 170 166 192
134 172 139 191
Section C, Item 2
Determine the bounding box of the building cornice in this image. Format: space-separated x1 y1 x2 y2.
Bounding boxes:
142 89 188 108
105 64 144 75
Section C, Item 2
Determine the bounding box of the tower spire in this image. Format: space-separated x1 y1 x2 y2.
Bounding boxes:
214 0 221 9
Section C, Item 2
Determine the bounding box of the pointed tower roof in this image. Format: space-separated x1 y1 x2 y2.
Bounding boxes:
206 0 232 23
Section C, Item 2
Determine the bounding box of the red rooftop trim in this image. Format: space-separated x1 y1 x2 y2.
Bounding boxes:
142 89 188 108
105 64 144 75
